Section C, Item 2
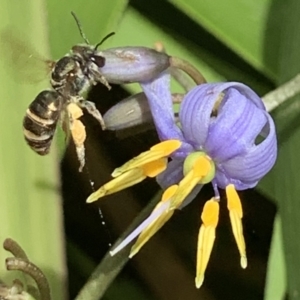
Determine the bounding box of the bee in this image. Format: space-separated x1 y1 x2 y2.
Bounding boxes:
19 12 115 171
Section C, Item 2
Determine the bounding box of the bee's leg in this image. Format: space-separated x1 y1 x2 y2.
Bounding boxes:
67 103 86 172
74 139 86 172
97 75 111 90
78 99 106 130
91 70 111 90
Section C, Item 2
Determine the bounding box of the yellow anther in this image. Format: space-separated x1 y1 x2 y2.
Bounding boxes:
193 155 212 178
226 184 243 217
87 141 180 203
196 199 219 289
169 175 200 210
169 155 213 211
141 158 168 178
183 152 215 183
162 185 178 202
130 186 177 258
113 140 181 177
130 209 173 258
201 199 219 227
150 140 182 155
87 168 145 203
226 184 247 269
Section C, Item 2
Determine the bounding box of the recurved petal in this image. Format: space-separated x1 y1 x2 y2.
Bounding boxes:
204 87 268 162
141 73 193 157
214 112 277 189
179 82 265 149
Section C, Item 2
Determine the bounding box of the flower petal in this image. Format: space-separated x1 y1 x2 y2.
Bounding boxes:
156 158 184 189
100 47 170 84
179 82 265 149
141 73 193 157
204 87 268 162
214 112 277 189
179 82 276 190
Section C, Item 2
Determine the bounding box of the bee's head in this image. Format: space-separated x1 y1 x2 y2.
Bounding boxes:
72 44 106 68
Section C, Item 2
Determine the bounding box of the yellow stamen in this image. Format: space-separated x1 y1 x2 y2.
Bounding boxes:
150 140 182 153
87 139 179 203
169 155 213 210
196 199 219 288
130 185 178 258
142 158 168 177
226 184 247 269
87 168 146 203
169 171 200 210
112 140 181 177
193 155 212 178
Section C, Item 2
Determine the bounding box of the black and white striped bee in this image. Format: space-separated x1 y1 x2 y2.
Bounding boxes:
11 12 114 171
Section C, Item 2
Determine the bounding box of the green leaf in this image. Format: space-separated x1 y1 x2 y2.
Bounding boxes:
264 215 286 300
261 1 300 299
46 0 128 58
104 6 271 95
0 1 65 299
168 0 280 80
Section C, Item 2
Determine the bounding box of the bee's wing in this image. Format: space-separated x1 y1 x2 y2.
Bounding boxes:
59 107 71 145
0 28 55 83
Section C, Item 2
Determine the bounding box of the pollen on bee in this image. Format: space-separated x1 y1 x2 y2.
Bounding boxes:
67 103 87 171
71 119 86 146
67 102 84 120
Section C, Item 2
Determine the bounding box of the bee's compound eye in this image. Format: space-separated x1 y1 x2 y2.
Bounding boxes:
91 55 105 68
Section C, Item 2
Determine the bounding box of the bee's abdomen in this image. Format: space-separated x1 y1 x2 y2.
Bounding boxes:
23 90 62 155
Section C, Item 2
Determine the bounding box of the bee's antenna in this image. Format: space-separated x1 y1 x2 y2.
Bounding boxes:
94 32 115 50
71 11 90 44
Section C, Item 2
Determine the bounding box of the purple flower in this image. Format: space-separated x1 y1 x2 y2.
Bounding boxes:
100 47 170 84
87 73 277 288
142 76 277 191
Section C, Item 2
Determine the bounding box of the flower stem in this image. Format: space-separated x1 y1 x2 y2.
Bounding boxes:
154 42 195 91
75 193 161 300
169 56 207 85
263 74 300 112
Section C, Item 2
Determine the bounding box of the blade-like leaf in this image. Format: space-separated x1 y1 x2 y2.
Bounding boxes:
264 215 286 300
0 1 66 299
168 0 280 80
261 1 300 299
46 0 129 58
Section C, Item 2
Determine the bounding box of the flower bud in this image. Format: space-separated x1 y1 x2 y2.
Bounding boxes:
103 92 152 130
100 47 170 84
